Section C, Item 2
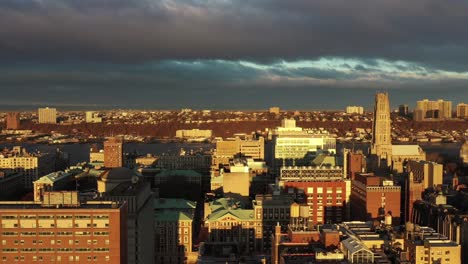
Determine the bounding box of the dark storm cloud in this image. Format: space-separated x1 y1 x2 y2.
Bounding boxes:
1 0 468 71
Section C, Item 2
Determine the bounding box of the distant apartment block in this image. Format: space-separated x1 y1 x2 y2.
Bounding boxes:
398 104 409 116
346 106 364 115
38 107 57 124
0 146 55 189
461 141 468 165
85 111 102 123
414 99 452 121
6 112 20 130
175 129 212 139
215 136 264 161
269 106 280 115
456 103 468 118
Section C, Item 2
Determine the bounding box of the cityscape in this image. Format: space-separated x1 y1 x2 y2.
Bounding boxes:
1 1 468 264
0 94 467 264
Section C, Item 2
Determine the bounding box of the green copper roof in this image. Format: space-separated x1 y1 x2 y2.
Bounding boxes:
155 210 193 222
34 169 82 184
206 197 254 222
206 209 254 222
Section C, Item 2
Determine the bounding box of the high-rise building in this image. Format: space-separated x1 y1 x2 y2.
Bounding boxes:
38 107 57 124
370 92 393 168
85 111 102 123
96 169 154 264
346 106 364 115
414 99 452 121
350 173 401 224
370 93 426 172
6 112 20 130
0 192 128 264
456 103 468 118
104 137 123 168
346 150 366 180
398 104 409 116
404 160 443 222
279 154 350 225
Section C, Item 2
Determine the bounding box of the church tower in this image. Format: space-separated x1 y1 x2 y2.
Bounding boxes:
371 92 393 168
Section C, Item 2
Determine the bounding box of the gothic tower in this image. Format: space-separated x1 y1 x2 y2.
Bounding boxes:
371 92 393 168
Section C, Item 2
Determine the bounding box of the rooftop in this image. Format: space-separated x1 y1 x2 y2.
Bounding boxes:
155 210 193 222
0 200 123 210
34 169 82 184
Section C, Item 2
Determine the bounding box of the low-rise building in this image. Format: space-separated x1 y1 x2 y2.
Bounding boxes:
405 226 461 264
204 198 262 254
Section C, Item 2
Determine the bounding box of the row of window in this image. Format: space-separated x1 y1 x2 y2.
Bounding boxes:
1 215 109 220
1 255 110 262
2 231 109 237
2 248 110 252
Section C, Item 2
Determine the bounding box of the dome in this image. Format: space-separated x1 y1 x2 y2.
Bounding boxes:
101 167 133 182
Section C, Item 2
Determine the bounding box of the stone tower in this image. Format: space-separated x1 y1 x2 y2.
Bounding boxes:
371 92 393 168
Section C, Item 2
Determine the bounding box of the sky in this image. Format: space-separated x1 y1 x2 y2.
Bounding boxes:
1 0 468 110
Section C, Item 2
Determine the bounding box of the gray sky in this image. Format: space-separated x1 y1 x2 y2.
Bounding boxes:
1 0 467 109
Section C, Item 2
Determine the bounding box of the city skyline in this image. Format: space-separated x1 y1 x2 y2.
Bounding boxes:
1 0 468 109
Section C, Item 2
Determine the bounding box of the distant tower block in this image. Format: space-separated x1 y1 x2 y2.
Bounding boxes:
38 107 57 124
371 92 393 167
104 137 123 168
6 112 20 130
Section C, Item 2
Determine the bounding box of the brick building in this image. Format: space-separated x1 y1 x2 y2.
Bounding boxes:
0 192 127 264
104 137 123 168
350 173 401 224
6 112 20 130
279 164 349 225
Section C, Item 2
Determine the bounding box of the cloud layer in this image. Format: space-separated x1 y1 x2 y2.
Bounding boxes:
0 0 467 109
